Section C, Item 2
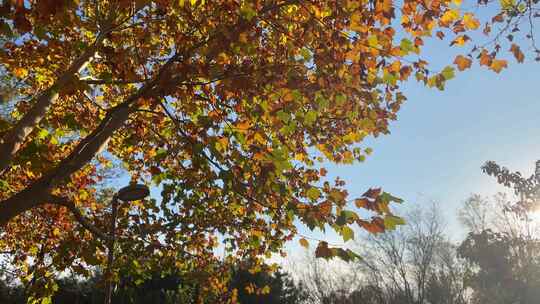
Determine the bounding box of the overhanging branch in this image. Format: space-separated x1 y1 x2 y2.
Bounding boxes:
50 195 110 241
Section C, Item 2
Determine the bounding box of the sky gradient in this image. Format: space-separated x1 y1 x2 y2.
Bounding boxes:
320 48 540 242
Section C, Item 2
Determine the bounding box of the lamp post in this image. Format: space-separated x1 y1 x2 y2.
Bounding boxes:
104 184 149 304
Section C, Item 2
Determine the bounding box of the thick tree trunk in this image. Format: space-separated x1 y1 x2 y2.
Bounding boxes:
0 45 99 174
0 178 50 226
0 43 180 227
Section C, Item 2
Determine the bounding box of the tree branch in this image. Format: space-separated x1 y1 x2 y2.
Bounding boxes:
0 1 301 226
0 37 106 175
82 78 145 85
50 195 110 241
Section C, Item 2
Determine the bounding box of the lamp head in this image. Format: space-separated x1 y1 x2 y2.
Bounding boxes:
117 184 150 202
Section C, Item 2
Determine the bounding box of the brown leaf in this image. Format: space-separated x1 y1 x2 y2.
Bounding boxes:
510 44 525 63
13 11 32 33
315 241 333 259
362 188 381 199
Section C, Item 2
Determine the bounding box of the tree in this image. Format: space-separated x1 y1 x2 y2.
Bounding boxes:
230 263 308 304
353 204 468 304
0 262 307 304
0 0 535 301
296 204 469 304
293 251 360 304
458 228 540 304
457 160 540 304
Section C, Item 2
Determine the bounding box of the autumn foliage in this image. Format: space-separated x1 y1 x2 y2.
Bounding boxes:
0 0 535 301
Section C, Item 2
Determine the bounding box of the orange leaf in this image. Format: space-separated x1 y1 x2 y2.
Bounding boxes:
463 13 480 30
357 219 385 234
355 198 369 209
479 51 492 67
453 55 472 71
450 35 470 46
490 59 508 73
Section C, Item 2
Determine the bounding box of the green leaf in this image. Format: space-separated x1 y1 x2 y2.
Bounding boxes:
0 20 13 37
306 187 321 201
335 93 347 105
368 35 378 47
300 48 312 61
346 249 362 261
155 148 168 162
341 226 354 242
315 94 329 108
336 210 358 226
380 192 404 204
441 66 455 80
400 38 414 54
384 215 406 230
276 110 290 123
37 128 49 140
382 70 398 85
304 110 317 126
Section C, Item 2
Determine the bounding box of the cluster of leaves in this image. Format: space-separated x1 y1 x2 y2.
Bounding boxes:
482 160 540 216
0 0 536 302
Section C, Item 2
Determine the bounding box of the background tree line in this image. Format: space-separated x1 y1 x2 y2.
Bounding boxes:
2 161 540 304
291 161 540 304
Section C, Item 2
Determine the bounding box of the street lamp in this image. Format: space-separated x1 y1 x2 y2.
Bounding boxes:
104 184 149 304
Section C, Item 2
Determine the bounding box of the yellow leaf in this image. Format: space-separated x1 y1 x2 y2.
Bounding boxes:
252 229 264 237
490 59 508 73
306 187 321 200
253 132 266 144
236 121 250 133
463 13 480 30
500 0 516 10
350 12 363 32
245 285 255 294
441 9 459 25
451 35 469 46
13 67 28 78
282 90 294 102
217 137 229 150
261 285 271 294
299 237 309 248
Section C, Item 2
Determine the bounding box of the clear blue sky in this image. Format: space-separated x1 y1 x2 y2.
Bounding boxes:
282 40 540 262
321 42 540 239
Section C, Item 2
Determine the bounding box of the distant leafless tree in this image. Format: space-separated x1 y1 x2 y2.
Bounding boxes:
294 203 469 304
291 250 360 304
354 203 469 304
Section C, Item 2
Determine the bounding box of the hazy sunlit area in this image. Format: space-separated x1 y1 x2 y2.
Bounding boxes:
1 1 540 303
